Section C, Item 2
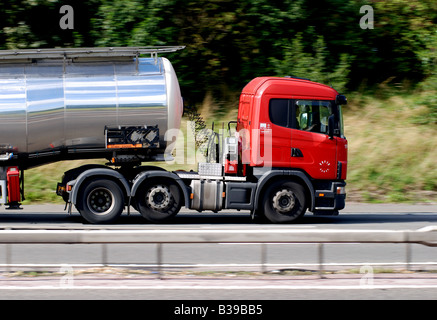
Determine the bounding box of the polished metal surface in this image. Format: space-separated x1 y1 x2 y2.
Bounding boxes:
0 46 185 61
0 57 183 158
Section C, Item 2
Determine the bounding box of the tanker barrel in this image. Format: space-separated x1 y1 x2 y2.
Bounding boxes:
0 47 184 168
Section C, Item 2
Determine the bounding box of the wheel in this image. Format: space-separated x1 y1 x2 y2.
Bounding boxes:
262 180 307 223
136 179 182 223
76 178 124 224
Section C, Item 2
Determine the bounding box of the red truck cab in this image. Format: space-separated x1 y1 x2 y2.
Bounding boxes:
236 76 347 221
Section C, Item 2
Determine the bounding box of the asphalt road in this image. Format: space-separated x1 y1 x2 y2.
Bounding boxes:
0 202 436 300
1 202 437 229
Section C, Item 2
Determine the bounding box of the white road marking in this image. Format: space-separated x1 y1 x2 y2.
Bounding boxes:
2 261 437 268
1 284 437 290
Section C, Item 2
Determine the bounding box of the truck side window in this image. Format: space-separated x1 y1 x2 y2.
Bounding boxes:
295 100 332 134
269 99 301 129
269 99 291 128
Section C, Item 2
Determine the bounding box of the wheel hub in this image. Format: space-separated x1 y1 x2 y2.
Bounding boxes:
147 185 171 210
87 187 114 215
272 189 295 213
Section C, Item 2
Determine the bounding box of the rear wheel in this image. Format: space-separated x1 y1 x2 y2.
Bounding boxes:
262 180 307 223
76 178 124 224
136 179 182 223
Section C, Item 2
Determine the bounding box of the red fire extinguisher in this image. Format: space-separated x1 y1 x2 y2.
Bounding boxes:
7 166 21 208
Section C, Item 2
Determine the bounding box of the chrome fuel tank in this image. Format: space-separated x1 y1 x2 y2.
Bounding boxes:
0 55 183 163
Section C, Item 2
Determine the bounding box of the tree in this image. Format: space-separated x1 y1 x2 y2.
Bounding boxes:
0 0 435 101
271 33 351 92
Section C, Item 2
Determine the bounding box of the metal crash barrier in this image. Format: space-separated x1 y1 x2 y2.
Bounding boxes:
1 227 437 278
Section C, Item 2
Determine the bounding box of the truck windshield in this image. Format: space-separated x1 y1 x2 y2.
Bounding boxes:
338 105 345 138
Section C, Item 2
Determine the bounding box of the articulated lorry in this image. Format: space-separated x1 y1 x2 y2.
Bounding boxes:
0 47 347 224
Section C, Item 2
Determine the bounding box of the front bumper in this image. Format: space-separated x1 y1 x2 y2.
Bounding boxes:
312 181 346 215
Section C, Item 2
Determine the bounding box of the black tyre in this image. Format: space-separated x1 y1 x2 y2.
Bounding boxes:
76 178 125 224
136 179 182 223
262 180 307 223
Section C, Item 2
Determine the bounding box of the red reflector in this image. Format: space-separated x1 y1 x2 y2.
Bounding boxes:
225 159 238 174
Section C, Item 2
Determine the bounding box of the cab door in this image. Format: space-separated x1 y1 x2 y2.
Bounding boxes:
290 100 337 180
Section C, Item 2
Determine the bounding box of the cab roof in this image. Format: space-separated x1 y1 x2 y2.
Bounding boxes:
242 76 338 100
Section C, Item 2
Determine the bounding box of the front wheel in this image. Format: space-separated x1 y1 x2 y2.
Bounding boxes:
135 179 182 223
262 180 307 223
76 179 125 224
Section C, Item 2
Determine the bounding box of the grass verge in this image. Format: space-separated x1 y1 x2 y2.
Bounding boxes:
345 92 436 203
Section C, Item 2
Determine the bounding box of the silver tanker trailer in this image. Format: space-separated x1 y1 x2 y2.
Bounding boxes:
0 47 184 166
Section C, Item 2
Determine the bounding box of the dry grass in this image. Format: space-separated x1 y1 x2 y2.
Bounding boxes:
345 94 437 202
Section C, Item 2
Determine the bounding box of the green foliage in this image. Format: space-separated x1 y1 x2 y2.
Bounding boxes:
270 33 352 92
1 0 435 101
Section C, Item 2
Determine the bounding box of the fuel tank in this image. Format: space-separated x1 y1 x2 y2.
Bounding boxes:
0 55 183 166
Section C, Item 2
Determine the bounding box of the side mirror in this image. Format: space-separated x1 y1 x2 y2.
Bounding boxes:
328 115 335 139
336 95 347 105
